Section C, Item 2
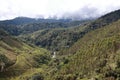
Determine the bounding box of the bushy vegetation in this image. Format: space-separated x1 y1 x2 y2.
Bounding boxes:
18 10 120 51
0 18 87 36
0 29 51 80
19 25 87 51
1 9 120 80
50 20 120 80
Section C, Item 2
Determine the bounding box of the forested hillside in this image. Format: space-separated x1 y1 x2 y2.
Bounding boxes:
19 24 88 51
19 10 120 51
49 19 120 80
0 29 50 80
0 17 87 35
0 9 120 80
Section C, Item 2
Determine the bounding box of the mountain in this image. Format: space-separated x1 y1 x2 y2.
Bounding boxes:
0 17 72 25
0 17 36 25
1 9 120 80
0 17 89 36
47 16 120 80
87 9 120 30
15 9 120 80
67 9 120 55
0 29 50 80
19 9 120 51
19 23 88 51
16 20 86 34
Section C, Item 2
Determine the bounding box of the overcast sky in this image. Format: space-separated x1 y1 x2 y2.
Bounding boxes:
0 0 120 20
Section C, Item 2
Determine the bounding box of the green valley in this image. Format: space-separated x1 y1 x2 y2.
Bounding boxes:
0 9 120 80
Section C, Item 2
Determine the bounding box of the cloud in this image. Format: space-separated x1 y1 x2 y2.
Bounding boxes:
0 0 120 20
59 6 99 20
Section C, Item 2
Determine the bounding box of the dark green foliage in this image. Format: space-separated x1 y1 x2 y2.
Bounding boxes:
0 18 87 36
19 24 88 51
30 74 44 80
0 54 10 65
33 53 51 65
0 17 71 25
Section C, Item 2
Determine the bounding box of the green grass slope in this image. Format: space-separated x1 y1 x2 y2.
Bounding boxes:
0 29 50 80
48 19 120 80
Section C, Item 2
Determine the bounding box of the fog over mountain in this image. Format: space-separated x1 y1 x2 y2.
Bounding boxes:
0 0 120 20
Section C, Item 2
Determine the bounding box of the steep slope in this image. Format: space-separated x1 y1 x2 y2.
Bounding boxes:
0 17 87 35
17 21 84 34
0 29 50 80
15 10 120 80
1 9 120 80
86 9 120 31
19 24 88 51
19 9 120 52
49 19 120 80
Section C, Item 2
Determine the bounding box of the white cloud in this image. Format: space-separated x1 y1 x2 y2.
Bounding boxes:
0 0 120 20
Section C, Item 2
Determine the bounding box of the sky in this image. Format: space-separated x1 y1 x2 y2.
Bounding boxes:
0 0 120 20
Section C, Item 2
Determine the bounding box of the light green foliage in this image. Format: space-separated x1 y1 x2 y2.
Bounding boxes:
0 30 50 80
52 20 120 80
1 9 120 80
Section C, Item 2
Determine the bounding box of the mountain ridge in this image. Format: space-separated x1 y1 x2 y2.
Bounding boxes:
1 9 120 80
